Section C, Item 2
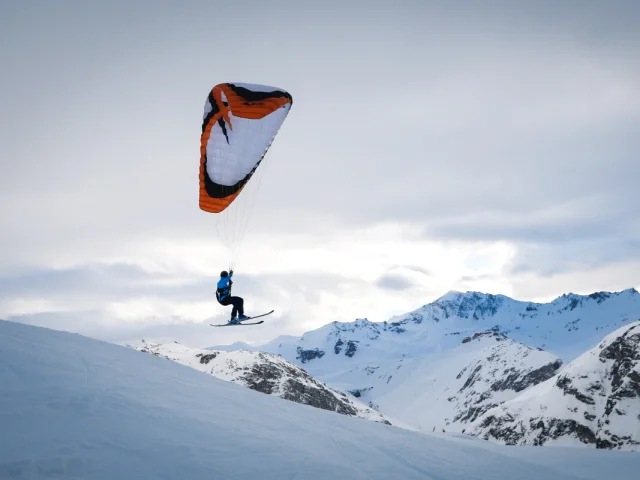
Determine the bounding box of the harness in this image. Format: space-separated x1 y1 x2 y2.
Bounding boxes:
216 279 232 302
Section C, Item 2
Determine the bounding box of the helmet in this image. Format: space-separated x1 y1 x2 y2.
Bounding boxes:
220 271 229 278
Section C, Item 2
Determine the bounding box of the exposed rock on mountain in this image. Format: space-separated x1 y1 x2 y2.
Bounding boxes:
473 321 640 450
134 340 391 425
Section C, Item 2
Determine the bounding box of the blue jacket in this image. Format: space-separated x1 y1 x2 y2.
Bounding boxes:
216 274 232 302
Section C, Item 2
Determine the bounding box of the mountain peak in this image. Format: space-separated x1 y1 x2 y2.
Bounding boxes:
435 290 466 303
552 287 638 304
432 290 509 306
333 317 374 327
421 290 509 323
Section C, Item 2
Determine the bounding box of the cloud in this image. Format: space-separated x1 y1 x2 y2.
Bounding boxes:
376 274 416 292
0 235 507 346
0 261 390 347
376 265 433 291
1 1 639 346
508 238 640 278
2 1 639 247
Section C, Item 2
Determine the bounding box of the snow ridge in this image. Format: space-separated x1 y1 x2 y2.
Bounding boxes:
133 339 391 425
473 321 640 450
370 332 564 433
450 335 563 428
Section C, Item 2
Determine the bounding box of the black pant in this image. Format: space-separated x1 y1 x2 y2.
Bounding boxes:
219 296 244 318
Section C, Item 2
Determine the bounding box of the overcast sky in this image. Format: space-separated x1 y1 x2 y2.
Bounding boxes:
1 0 639 349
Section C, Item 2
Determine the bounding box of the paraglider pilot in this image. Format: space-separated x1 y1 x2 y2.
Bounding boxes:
216 270 248 324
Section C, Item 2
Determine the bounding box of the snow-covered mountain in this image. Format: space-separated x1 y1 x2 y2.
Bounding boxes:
133 339 392 425
473 321 640 450
3 319 640 479
371 331 563 433
259 288 639 363
212 288 640 443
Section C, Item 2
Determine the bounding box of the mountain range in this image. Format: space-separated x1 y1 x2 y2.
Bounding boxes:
198 287 640 449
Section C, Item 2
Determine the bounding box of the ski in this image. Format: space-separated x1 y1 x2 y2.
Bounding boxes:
210 310 274 327
210 320 264 327
238 310 274 321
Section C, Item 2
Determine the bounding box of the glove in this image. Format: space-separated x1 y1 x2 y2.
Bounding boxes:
229 269 233 276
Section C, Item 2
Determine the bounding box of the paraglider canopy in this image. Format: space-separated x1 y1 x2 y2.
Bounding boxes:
199 82 293 213
199 82 293 267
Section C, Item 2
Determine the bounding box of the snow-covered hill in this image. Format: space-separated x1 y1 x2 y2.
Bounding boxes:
473 321 640 450
7 321 640 479
133 339 391 425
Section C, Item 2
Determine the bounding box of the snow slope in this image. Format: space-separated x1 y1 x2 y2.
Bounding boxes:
372 332 563 433
132 339 391 425
473 321 640 450
2 319 640 480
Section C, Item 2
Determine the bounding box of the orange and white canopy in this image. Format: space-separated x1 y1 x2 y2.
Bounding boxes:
199 83 293 213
